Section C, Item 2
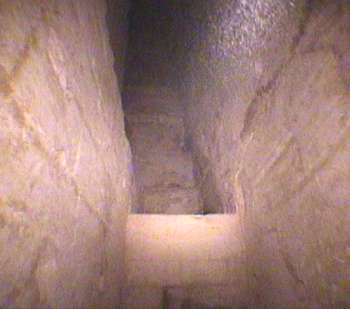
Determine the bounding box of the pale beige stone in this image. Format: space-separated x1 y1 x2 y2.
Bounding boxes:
126 214 243 288
121 287 163 309
0 1 131 308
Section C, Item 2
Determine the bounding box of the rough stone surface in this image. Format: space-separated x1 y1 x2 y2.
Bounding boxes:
106 0 129 90
124 87 202 214
0 1 132 308
181 1 350 308
124 2 187 92
124 214 246 308
125 0 350 307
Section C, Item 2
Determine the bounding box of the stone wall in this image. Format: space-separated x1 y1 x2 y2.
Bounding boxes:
182 1 350 307
0 1 132 308
181 0 307 214
124 0 187 92
106 0 130 90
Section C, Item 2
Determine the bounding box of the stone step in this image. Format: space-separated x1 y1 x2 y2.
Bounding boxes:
122 214 247 308
124 87 203 214
140 187 202 214
134 150 197 190
126 112 185 153
125 214 244 285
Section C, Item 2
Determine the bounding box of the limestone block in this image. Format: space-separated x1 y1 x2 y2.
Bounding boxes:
185 285 248 308
126 215 242 287
127 259 182 287
135 151 196 190
181 259 229 285
0 1 132 308
142 187 202 214
121 287 163 309
126 113 185 154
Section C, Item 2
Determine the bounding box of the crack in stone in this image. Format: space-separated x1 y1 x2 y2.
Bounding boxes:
240 1 313 140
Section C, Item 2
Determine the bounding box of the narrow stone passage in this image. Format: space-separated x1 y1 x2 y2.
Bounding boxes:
123 87 202 214
1 1 349 308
